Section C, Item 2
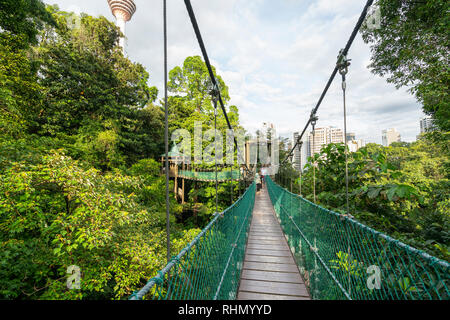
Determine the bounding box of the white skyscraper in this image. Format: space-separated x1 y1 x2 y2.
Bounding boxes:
420 116 436 134
382 128 401 147
107 0 137 50
308 126 344 157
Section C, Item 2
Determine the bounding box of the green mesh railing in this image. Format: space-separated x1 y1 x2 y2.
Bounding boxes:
178 169 241 181
266 176 449 300
130 182 256 300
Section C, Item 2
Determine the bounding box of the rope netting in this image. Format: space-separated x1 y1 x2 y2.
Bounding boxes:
178 169 241 181
266 176 449 300
130 182 256 300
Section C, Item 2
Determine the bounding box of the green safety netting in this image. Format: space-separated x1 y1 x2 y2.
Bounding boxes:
266 176 449 300
130 182 256 300
178 170 242 181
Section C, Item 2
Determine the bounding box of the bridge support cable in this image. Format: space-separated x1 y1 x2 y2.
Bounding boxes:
337 49 354 298
129 183 256 300
266 177 450 300
230 164 233 205
297 141 303 196
311 118 318 204
163 0 171 264
281 0 374 167
183 0 251 177
337 50 352 219
213 91 219 214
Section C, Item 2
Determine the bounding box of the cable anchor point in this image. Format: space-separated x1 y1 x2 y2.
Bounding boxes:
310 111 318 129
210 83 220 105
337 49 351 76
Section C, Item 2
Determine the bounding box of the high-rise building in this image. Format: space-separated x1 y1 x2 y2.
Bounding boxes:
308 126 344 157
382 128 401 147
420 116 436 134
107 0 136 50
330 127 344 144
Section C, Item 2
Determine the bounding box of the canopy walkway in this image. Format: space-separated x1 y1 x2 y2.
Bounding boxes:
237 185 310 300
130 177 449 300
178 169 242 182
139 0 450 301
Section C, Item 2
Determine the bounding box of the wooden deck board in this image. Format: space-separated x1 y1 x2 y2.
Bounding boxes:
241 269 304 284
245 254 294 264
239 279 310 297
237 291 310 300
237 185 311 300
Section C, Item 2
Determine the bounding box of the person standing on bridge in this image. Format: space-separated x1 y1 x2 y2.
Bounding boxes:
255 172 261 192
260 168 266 189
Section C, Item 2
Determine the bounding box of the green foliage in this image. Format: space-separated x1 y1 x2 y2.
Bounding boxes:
0 6 200 300
281 136 449 261
0 150 191 299
361 0 450 131
167 56 240 136
0 0 55 46
0 33 42 138
29 9 161 168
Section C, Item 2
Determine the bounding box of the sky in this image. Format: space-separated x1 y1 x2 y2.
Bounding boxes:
45 0 426 144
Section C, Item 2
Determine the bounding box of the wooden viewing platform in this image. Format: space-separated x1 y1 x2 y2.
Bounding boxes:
237 184 311 300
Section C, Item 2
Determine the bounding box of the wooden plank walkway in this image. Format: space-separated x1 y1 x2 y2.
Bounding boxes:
237 185 311 300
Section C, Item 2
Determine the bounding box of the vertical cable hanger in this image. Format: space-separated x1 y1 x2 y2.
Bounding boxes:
337 49 354 298
230 164 233 205
310 113 318 204
211 84 220 215
297 139 303 196
163 0 171 264
337 49 352 219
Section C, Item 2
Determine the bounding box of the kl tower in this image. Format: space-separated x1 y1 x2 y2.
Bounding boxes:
107 0 136 50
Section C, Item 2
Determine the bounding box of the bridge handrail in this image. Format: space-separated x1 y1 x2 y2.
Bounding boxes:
130 182 256 300
280 182 450 270
266 176 449 300
178 169 241 181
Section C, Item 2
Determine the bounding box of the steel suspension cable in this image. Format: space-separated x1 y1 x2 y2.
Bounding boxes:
238 166 241 197
214 99 219 214
338 50 353 298
298 142 303 196
336 50 352 218
311 120 317 204
281 0 374 167
230 164 233 205
163 0 170 264
183 0 250 176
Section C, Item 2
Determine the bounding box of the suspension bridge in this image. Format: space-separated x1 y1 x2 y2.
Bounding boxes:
129 0 449 300
131 176 449 300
